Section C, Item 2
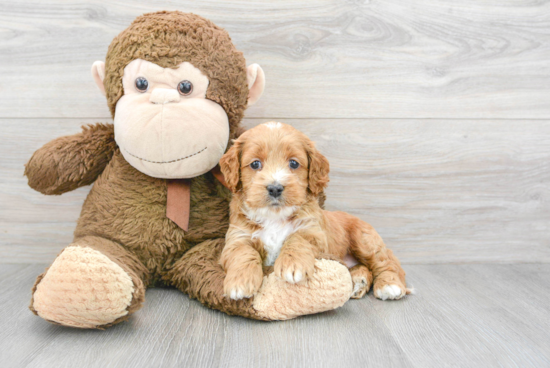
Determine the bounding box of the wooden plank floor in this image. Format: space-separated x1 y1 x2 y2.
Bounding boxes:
1 263 549 368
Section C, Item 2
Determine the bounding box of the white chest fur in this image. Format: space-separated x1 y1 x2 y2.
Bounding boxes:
252 220 301 266
244 206 305 266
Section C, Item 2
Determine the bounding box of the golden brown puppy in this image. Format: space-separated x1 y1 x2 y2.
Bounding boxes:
219 122 411 301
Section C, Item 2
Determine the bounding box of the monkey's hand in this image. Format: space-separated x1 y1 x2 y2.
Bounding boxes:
25 123 116 195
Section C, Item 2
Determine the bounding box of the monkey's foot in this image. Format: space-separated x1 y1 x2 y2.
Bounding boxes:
252 259 352 320
31 246 136 328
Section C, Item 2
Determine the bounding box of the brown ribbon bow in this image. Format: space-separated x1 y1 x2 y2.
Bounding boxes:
166 165 228 231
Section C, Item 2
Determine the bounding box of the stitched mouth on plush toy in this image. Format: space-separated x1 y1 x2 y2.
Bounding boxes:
122 146 207 164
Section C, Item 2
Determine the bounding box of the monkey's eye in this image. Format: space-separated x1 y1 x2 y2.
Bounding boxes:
135 77 149 92
250 160 262 170
178 80 193 96
289 160 300 169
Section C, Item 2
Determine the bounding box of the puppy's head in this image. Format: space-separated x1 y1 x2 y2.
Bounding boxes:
219 122 329 211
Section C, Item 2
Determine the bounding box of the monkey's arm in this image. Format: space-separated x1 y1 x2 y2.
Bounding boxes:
25 123 116 195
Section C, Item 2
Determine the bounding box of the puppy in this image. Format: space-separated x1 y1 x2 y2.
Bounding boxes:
219 122 410 301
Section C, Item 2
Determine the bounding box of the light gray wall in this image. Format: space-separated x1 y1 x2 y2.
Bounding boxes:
1 0 549 263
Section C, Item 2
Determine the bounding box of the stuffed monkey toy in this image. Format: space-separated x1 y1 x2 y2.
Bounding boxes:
25 11 352 328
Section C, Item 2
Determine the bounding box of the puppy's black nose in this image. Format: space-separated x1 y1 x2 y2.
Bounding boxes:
267 184 284 198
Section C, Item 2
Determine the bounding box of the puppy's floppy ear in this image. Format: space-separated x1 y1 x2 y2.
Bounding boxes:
306 140 330 196
219 139 243 193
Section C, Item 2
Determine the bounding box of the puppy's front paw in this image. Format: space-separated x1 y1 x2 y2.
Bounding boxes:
224 265 263 300
274 253 315 284
373 282 406 301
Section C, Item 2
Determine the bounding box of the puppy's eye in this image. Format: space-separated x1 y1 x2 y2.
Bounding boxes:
250 160 262 170
135 77 149 92
289 160 300 169
178 80 193 95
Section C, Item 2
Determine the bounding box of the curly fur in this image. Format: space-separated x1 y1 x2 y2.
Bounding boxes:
219 123 411 301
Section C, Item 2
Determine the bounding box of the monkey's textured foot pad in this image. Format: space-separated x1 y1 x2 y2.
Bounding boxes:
252 259 352 320
32 246 135 328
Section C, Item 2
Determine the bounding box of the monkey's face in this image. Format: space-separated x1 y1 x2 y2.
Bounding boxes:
108 59 229 179
91 12 265 179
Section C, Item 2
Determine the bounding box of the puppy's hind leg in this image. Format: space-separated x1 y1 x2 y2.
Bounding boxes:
349 264 372 299
350 222 411 300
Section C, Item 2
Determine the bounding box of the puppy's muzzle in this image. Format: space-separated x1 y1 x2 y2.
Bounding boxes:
267 184 284 199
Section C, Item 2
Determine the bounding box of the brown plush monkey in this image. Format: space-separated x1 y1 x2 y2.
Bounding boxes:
25 11 352 329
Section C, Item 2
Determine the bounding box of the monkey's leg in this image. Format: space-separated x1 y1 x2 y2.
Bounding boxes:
30 236 149 329
350 223 410 301
164 238 352 321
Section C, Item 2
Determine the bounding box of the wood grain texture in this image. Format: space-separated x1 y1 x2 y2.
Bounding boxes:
1 264 549 367
1 118 548 264
370 264 550 367
1 0 550 119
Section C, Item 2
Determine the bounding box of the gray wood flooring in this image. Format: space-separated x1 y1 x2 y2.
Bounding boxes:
1 263 549 368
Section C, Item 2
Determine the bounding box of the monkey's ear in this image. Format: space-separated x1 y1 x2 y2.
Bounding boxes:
246 64 265 106
91 61 106 96
219 139 243 193
307 142 330 197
